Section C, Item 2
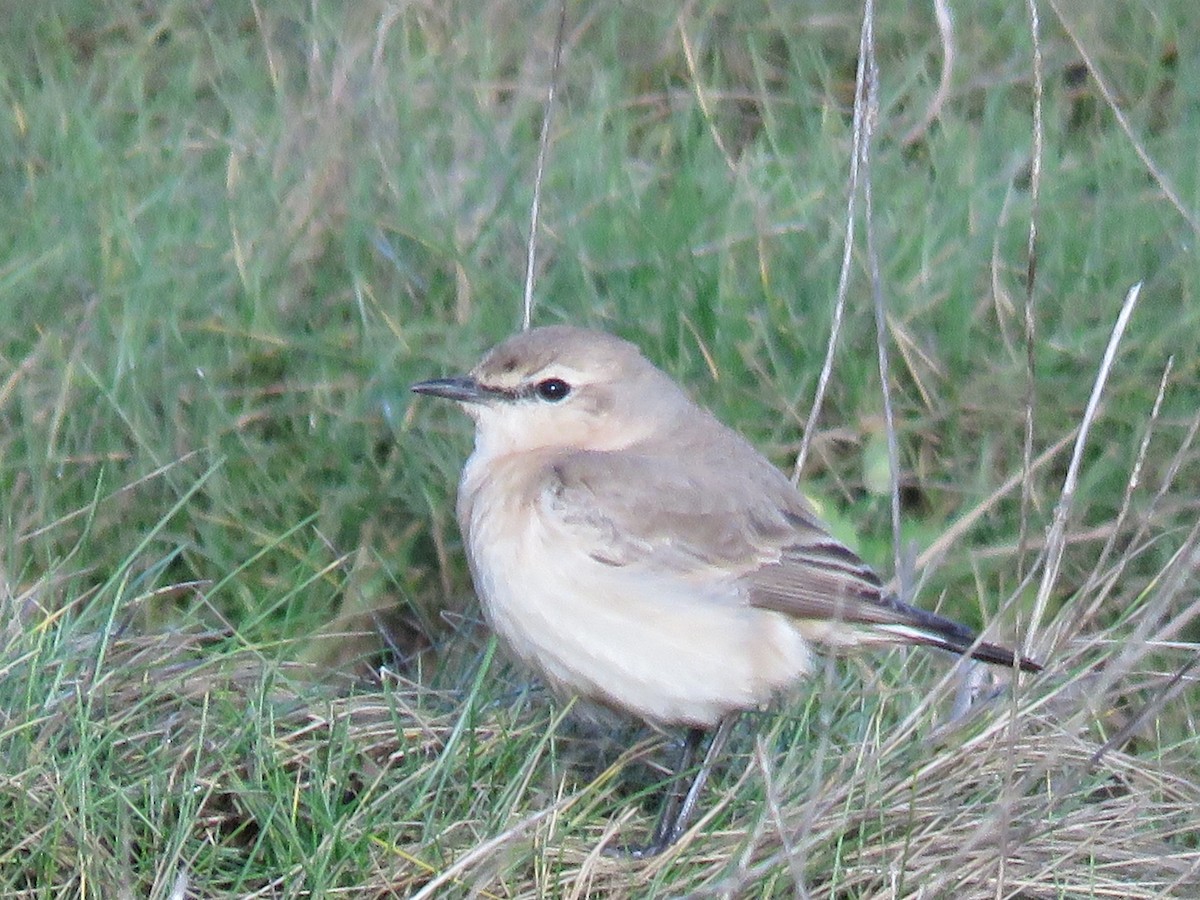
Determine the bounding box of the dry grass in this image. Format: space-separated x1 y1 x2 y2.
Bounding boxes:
2 0 1198 896
3 582 1195 897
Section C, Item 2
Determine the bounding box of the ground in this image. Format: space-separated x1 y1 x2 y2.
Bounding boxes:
0 1 1197 896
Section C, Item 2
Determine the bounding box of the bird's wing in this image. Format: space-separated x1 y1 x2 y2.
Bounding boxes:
542 447 807 576
544 447 894 618
544 450 1037 670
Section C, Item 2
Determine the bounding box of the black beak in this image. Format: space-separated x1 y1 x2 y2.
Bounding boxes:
410 376 498 404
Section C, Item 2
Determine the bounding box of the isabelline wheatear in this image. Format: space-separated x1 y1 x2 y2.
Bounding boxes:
412 325 1040 856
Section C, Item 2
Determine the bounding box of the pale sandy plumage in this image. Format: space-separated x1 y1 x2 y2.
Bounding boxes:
413 325 1038 731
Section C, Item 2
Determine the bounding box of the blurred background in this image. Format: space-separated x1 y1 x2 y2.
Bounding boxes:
3 0 1196 667
1 1 1197 895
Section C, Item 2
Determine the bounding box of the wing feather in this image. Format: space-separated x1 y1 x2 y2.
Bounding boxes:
541 448 1039 672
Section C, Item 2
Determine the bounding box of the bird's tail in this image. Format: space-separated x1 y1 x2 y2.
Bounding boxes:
876 598 1043 673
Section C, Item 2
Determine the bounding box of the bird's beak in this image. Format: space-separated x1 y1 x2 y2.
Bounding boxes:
410 376 498 405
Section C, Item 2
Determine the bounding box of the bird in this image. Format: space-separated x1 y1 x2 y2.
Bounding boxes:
411 324 1041 857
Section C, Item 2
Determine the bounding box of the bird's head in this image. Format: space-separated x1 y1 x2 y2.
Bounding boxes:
412 326 691 458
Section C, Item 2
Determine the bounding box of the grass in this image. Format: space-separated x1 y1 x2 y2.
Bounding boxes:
1 0 1198 896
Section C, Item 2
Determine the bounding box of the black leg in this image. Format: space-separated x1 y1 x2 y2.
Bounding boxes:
609 714 738 859
645 726 706 851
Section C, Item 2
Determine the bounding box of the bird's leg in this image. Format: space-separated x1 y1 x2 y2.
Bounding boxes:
667 714 736 845
608 727 702 859
615 714 738 859
645 726 705 851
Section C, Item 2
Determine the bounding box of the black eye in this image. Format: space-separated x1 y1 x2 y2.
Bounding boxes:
535 378 571 402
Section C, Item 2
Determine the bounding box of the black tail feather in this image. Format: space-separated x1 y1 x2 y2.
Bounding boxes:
891 597 1043 673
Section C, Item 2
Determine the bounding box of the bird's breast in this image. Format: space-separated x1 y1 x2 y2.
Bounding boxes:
456 450 815 728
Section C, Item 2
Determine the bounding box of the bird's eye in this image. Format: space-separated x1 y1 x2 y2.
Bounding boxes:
535 378 571 402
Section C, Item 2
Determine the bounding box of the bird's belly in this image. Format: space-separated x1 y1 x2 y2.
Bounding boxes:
464 500 814 728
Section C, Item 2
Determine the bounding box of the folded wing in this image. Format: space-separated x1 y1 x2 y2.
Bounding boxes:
544 448 1040 673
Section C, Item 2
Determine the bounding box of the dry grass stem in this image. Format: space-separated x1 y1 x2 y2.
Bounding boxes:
791 4 872 483
1017 0 1046 585
521 0 568 331
1027 282 1143 659
901 0 956 148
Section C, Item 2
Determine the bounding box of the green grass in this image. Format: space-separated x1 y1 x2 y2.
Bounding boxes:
2 0 1199 896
